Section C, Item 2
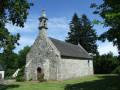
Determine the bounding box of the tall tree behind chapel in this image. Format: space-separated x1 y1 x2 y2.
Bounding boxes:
66 13 98 55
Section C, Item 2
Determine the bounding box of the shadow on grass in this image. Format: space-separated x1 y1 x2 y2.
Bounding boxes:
65 75 120 90
0 84 19 90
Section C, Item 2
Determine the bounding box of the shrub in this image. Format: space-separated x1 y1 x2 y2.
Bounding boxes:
29 76 33 81
112 66 120 74
16 66 25 82
16 77 24 82
37 73 44 82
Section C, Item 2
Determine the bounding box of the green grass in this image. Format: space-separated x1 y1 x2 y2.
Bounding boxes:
0 74 120 90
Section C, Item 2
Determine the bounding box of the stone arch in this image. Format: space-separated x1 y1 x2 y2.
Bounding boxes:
37 67 42 73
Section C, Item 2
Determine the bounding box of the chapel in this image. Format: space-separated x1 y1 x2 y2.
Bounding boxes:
25 10 94 81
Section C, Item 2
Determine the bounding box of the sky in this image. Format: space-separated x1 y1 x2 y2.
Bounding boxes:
5 0 118 56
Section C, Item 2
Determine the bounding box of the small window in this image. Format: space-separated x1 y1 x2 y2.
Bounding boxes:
0 73 2 79
88 60 90 67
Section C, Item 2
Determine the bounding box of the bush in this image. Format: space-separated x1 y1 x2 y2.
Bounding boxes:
16 77 24 82
5 76 15 80
112 66 120 74
93 52 119 74
29 76 33 81
37 73 44 82
16 66 25 82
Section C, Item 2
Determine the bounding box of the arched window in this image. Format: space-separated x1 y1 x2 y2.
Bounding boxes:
37 67 41 73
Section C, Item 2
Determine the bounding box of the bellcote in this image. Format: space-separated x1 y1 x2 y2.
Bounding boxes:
38 9 48 30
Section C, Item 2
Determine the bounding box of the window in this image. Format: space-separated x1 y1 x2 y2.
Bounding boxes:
0 73 2 79
88 60 90 67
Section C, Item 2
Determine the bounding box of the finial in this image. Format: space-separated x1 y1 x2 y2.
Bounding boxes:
41 9 46 18
78 42 80 46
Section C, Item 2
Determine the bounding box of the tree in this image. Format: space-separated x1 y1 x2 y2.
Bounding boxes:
0 52 19 76
66 13 82 45
90 0 120 57
17 46 31 68
0 0 33 53
66 13 98 55
93 52 119 74
0 0 33 76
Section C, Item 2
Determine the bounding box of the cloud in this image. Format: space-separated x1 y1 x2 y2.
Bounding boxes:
13 37 35 53
47 17 69 41
98 41 118 56
6 18 39 33
48 17 69 29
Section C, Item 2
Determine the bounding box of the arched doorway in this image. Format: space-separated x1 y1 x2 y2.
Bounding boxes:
37 67 41 73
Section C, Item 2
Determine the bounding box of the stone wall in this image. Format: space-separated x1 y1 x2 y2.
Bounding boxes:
57 58 93 81
25 29 60 81
0 71 4 79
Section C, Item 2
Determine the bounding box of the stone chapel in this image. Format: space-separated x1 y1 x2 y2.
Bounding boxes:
25 10 94 81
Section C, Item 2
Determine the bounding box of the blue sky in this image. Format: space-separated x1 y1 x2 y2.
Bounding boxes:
5 0 118 56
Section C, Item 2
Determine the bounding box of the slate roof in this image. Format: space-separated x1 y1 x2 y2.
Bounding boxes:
49 37 92 59
0 65 4 71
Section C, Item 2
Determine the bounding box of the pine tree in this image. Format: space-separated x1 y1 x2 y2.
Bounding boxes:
66 13 98 55
66 13 82 45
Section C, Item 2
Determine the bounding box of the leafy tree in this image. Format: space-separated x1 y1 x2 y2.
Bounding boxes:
0 0 33 76
0 52 19 76
17 46 31 68
90 0 120 57
0 0 33 53
93 52 119 74
66 13 98 55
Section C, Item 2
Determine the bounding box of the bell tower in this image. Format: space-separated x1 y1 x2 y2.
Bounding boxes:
38 9 48 31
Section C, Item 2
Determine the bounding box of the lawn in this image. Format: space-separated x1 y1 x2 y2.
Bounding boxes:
0 74 120 90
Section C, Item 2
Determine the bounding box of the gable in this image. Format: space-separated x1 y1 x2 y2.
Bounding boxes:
49 37 92 59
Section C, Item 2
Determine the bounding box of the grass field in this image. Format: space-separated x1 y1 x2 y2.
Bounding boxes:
0 74 120 90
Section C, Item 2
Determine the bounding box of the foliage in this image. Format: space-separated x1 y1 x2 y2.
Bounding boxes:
90 0 120 56
0 45 30 77
0 0 33 77
17 46 31 68
37 73 44 82
0 74 120 90
0 21 20 53
16 66 25 82
0 0 33 53
66 13 98 55
112 66 120 74
93 52 119 74
0 0 34 27
0 52 18 76
29 76 33 81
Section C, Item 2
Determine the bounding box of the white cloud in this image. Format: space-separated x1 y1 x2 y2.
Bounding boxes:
6 17 39 33
47 17 69 41
48 17 69 29
19 37 35 45
98 41 118 56
13 37 35 53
